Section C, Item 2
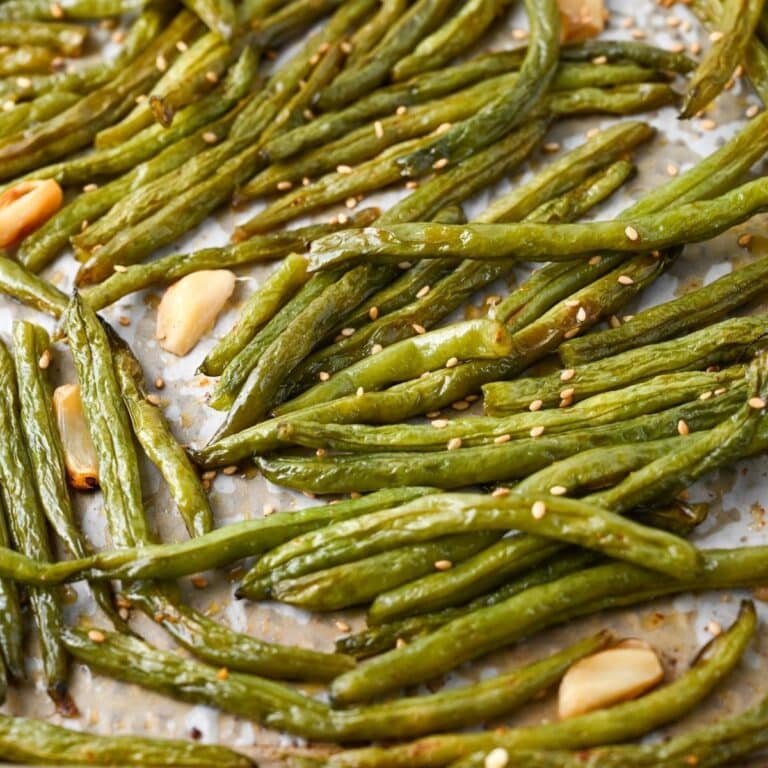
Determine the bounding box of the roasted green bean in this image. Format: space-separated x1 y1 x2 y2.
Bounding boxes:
0 254 67 316
0 20 87 55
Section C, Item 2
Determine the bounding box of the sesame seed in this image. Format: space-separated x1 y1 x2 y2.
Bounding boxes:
146 393 161 406
191 576 208 589
447 437 462 451
50 2 64 17
176 40 188 51
155 54 167 72
38 349 51 369
446 356 459 368
714 387 727 396
560 368 576 382
690 41 701 55
370 343 383 355
398 261 412 269
202 131 218 144
434 559 453 570
700 118 716 131
699 390 713 400
666 15 681 26
576 306 587 323
340 40 352 54
560 387 575 399
396 637 407 648
426 411 441 418
202 470 217 482
677 419 690 436
512 27 527 39
396 105 407 115
335 620 351 632
609 315 621 328
624 225 640 242
412 323 426 334
484 748 509 768
621 16 634 27
452 400 470 411
588 254 602 266
118 316 130 327
738 233 753 248
154 377 165 389
706 619 722 636
302 176 311 186
531 501 547 519
1 100 14 112
88 629 106 643
318 370 331 382
341 327 355 337
346 197 357 209
631 28 646 39
709 30 724 42
618 274 635 285
368 306 379 320
372 120 384 140
494 433 511 444
530 425 545 438
432 158 449 170
205 71 219 83
337 164 353 174
263 504 275 517
406 180 420 189
416 284 431 299
356 386 364 397
550 485 567 496
491 487 510 497
529 399 543 411
216 668 229 681
748 397 766 409
666 162 678 176
222 465 238 475
592 55 608 64
16 76 32 88
315 448 326 458
543 142 560 153
746 104 760 118
111 29 125 43
83 183 98 192
431 419 449 428
669 42 685 53
565 299 580 307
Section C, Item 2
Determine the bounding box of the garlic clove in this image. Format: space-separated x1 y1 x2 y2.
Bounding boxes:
558 643 664 719
0 179 63 248
156 270 236 356
558 0 604 42
52 384 99 490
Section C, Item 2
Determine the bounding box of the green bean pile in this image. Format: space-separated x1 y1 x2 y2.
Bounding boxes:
0 0 768 765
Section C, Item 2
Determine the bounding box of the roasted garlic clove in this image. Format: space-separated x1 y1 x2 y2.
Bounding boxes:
52 383 99 490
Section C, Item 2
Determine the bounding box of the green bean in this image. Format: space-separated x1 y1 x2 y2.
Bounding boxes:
277 319 513 414
82 209 379 311
201 253 309 377
315 0 456 111
346 0 407 65
0 91 79 139
260 390 740 493
328 557 759 712
309 177 768 270
561 39 696 72
0 0 144 20
253 0 349 49
0 255 67 316
109 331 212 538
0 45 56 76
681 0 764 118
183 0 236 38
0 498 22 682
392 0 515 82
397 0 559 176
561 255 768 366
64 294 148 548
212 265 387 437
279 369 740 453
126 583 355 681
0 340 71 713
12 321 126 632
0 20 87 55
0 712 253 766
484 316 767 413
0 10 200 180
251 533 501 608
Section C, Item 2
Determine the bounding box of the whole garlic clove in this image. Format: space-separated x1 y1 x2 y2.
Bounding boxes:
558 0 604 42
156 270 236 356
0 179 63 248
558 642 664 719
52 383 99 490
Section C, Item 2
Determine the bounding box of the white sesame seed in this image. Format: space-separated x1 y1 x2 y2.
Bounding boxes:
202 131 218 144
531 501 547 520
576 306 587 323
1 100 14 112
337 164 353 174
370 343 383 355
631 28 645 39
88 629 106 643
263 504 275 516
624 225 640 242
341 327 355 337
588 255 602 266
396 105 407 115
176 40 188 51
738 233 753 248
416 285 430 298
550 485 567 496
335 619 351 632
543 142 561 153
434 559 453 570
356 386 364 397
494 434 511 444
38 349 51 369
368 306 379 320
431 419 449 428
205 71 219 83
318 371 330 381
618 275 635 285
16 76 31 88
345 197 358 209
315 448 327 458
700 118 717 131
560 387 575 399
155 54 167 72
445 356 459 368
398 261 412 269
340 40 352 54
395 637 407 648
374 120 384 139
222 465 238 475
412 323 426 334
432 158 449 170
677 419 690 436
746 104 760 118
83 183 98 192
529 399 543 412
707 619 723 636
426 411 441 418
530 425 545 438
748 397 766 409
592 55 608 64
714 387 727 396
690 41 701 55
699 390 713 400
484 748 509 768
491 487 510 497
666 162 678 177
565 299 580 308
560 368 576 382
146 393 161 406
709 30 724 42
446 438 462 451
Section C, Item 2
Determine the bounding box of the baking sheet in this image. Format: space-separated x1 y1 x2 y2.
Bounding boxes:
2 0 768 765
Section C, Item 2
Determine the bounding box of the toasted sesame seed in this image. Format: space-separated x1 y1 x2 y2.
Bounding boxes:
374 120 384 139
38 349 51 369
531 500 547 519
706 619 722 636
118 316 130 327
396 637 407 648
666 162 678 177
368 306 379 320
484 748 509 768
666 14 681 26
576 306 587 323
452 400 470 411
494 433 511 444
700 118 716 131
530 425 545 438
746 104 760 118
202 470 217 481
412 323 426 334
83 183 98 192
302 176 311 186
447 437 462 451
315 448 326 458
491 487 510 497
263 504 275 517
432 157 449 170
709 30 724 42
345 197 357 209
618 274 635 285
335 619 351 632
512 27 527 39
434 559 453 570
624 225 640 242
205 71 219 83
146 393 161 406
340 327 355 337
677 419 690 436
588 255 602 266
405 180 420 189
154 377 165 390
398 261 412 269
631 28 646 39
88 629 106 643
529 399 543 412
318 371 331 382
396 105 407 115
738 233 753 248
550 485 567 496
749 397 766 409
337 164 353 174
560 368 576 382
340 40 352 54
592 55 608 64
446 356 459 368
621 16 634 27
543 142 560 153
356 386 364 396
426 411 441 418
431 419 449 428
370 343 383 355
191 575 208 589
216 668 229 681
669 42 685 53
202 131 219 144
222 465 238 475
560 387 575 399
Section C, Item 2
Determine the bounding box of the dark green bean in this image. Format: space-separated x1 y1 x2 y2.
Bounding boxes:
0 340 71 713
